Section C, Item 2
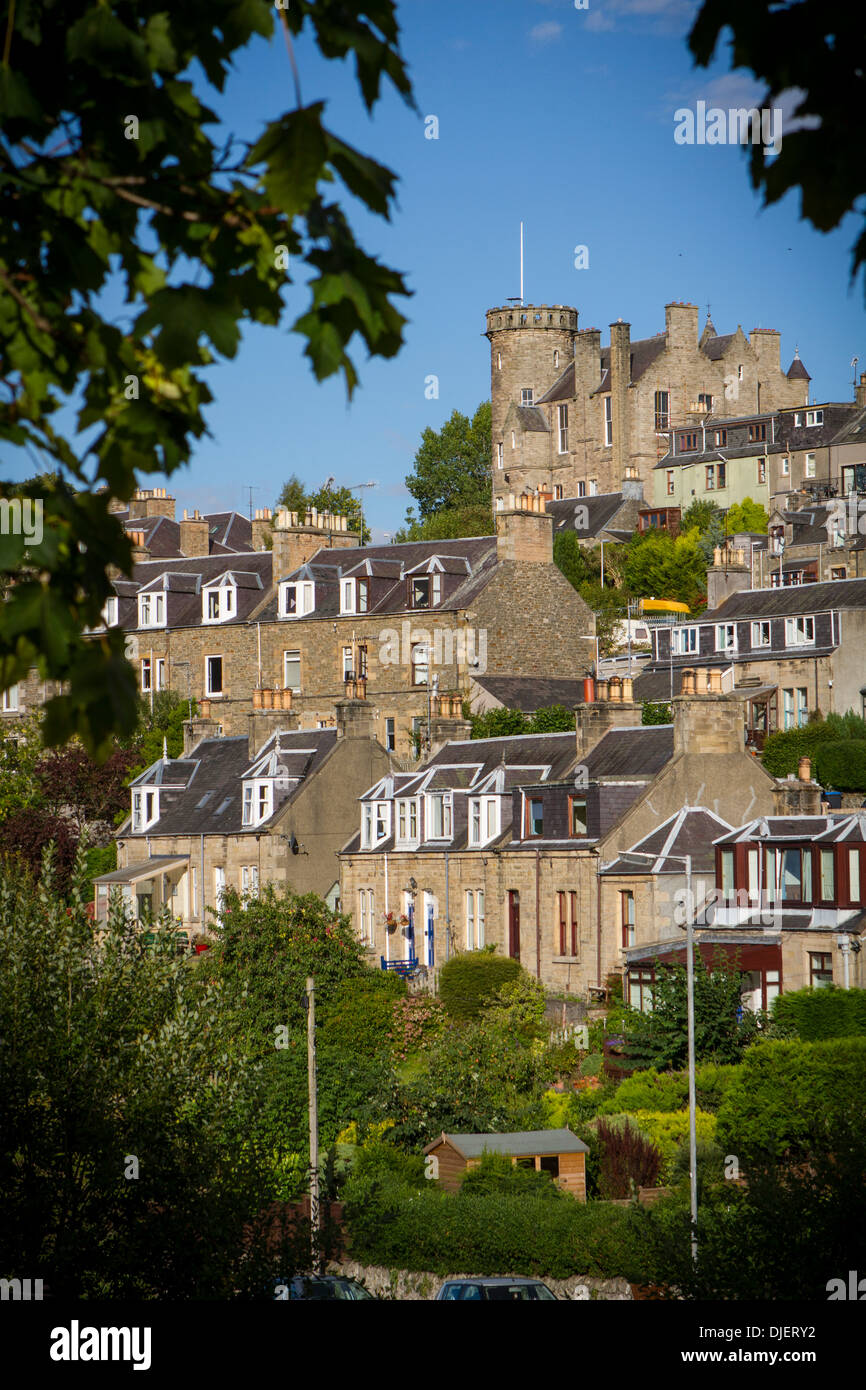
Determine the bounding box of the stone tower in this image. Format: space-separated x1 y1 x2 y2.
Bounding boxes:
486 304 578 500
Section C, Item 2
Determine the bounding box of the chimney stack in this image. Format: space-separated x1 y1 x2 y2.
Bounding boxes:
251 507 273 551
271 508 359 584
335 697 379 743
179 508 210 557
575 687 643 759
247 709 300 759
495 501 554 563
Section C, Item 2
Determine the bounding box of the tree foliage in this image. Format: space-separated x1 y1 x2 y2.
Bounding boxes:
275 476 371 543
622 951 764 1071
0 0 414 753
393 503 495 543
623 528 708 612
0 850 294 1296
689 0 866 296
725 497 769 534
404 403 492 519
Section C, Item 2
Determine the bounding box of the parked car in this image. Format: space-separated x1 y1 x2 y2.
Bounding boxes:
272 1275 377 1300
436 1278 558 1301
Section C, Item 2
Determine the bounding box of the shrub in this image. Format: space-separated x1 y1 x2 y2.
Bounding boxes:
761 710 866 779
599 1067 688 1115
317 971 406 1058
694 1062 743 1112
771 986 866 1040
458 1151 563 1200
388 994 445 1061
596 1118 662 1197
813 738 866 791
628 1110 717 1181
438 951 523 1020
715 1037 866 1162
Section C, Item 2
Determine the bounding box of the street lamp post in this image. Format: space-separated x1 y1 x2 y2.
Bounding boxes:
618 849 697 1267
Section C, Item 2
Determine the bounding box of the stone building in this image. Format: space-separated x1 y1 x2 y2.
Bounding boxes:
95 698 391 937
613 801 866 1006
97 500 594 759
486 300 810 504
639 577 866 740
339 681 783 997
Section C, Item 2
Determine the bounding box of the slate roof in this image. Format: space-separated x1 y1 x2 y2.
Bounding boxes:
777 404 854 449
537 361 576 404
602 806 733 875
632 668 684 702
514 405 549 432
254 536 499 623
599 335 668 386
472 675 589 712
428 1130 588 1158
124 729 338 838
705 578 866 621
701 333 735 361
546 492 628 537
786 355 811 381
121 509 254 558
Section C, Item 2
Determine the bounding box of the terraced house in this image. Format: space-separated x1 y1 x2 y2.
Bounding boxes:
637 577 866 746
93 499 593 759
614 805 866 1007
340 682 784 996
94 697 390 937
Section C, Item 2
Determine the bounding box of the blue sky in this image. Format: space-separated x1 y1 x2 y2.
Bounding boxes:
6 0 865 538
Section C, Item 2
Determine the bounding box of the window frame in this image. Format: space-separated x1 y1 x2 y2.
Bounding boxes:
557 403 569 454
205 654 224 697
621 889 635 949
281 579 315 618
426 791 453 841
751 620 771 648
604 396 612 447
283 649 301 692
784 616 815 648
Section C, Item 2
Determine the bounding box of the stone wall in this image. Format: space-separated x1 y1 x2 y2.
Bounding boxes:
327 1260 634 1301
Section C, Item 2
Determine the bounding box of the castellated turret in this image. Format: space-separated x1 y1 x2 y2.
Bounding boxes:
485 304 578 502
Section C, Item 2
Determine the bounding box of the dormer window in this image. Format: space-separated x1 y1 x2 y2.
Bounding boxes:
469 796 499 847
203 582 236 624
785 616 815 647
138 592 165 628
103 597 118 627
409 574 441 609
131 788 159 831
242 779 273 827
340 577 369 614
281 580 315 618
426 792 452 840
362 801 391 849
715 623 737 653
396 798 419 845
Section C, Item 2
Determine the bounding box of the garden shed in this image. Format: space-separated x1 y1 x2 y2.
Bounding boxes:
423 1129 588 1200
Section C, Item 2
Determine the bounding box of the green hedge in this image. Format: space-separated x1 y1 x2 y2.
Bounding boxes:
761 711 866 779
598 1064 742 1116
813 739 866 791
716 1037 866 1161
343 1176 649 1281
771 987 866 1040
438 951 522 1020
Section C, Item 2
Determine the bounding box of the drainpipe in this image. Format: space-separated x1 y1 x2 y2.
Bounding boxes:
384 852 389 962
535 847 541 980
595 851 603 989
444 850 450 961
257 622 262 689
200 833 205 931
